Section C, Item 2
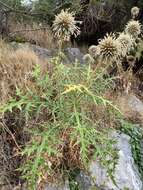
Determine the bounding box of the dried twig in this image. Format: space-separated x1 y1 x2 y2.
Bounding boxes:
1 120 21 151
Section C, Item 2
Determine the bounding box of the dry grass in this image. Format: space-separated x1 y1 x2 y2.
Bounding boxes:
9 22 57 49
0 40 49 187
0 40 46 105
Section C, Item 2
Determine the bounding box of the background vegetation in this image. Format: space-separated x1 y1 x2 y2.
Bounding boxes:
0 0 143 45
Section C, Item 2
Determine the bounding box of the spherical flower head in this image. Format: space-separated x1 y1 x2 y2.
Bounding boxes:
125 20 141 38
88 45 100 58
131 7 140 19
117 33 134 57
83 54 94 64
52 9 80 42
98 34 121 62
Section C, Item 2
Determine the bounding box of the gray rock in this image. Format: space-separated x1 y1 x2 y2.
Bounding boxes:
127 95 143 114
10 42 56 60
64 48 84 64
10 42 84 64
77 132 143 190
116 94 143 122
30 44 56 60
76 171 93 190
31 46 84 64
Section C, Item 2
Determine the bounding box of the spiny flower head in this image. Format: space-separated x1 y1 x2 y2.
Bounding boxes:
131 7 140 19
125 20 141 38
88 45 100 58
98 34 121 62
52 9 80 41
117 33 134 57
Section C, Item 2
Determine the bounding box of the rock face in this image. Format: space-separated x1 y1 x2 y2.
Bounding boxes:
64 48 84 64
32 46 84 64
30 44 56 60
10 42 84 64
116 94 143 122
77 132 143 190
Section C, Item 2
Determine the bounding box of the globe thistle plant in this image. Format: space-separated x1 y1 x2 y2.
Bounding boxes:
88 45 100 59
98 34 121 62
52 9 80 42
131 7 140 19
125 20 141 38
117 33 134 57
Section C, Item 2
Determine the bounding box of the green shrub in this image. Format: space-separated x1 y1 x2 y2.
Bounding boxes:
1 55 120 189
120 120 143 179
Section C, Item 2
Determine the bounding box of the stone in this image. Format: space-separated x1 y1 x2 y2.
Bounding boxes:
64 48 84 64
31 46 84 64
76 171 93 190
10 42 56 60
10 42 84 64
77 132 143 190
30 44 56 60
116 94 143 122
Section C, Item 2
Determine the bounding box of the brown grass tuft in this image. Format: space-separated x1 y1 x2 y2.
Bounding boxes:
0 41 46 105
9 23 57 49
0 40 48 187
